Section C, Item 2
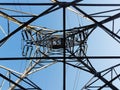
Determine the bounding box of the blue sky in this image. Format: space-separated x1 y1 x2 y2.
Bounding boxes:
0 0 120 90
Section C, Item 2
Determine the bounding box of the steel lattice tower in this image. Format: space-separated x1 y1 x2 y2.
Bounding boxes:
0 0 120 90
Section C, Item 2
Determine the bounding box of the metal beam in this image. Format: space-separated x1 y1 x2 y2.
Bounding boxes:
76 4 120 6
0 3 55 6
73 6 120 44
99 74 120 90
72 5 119 90
0 4 58 46
0 3 119 6
63 5 66 90
10 72 42 90
0 56 120 60
0 73 26 90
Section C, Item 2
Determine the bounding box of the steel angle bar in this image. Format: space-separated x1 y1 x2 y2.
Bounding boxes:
0 3 120 6
76 4 120 6
0 3 56 6
60 0 83 7
0 7 37 16
91 16 110 17
67 51 117 90
0 65 22 75
66 12 120 33
63 5 67 90
82 69 112 89
0 0 83 6
81 76 95 90
0 4 59 46
0 72 9 90
66 50 96 74
72 5 120 43
10 72 42 90
1 56 120 60
90 8 120 16
10 15 36 17
0 73 26 90
0 11 22 25
28 61 57 75
98 74 120 90
72 5 119 90
9 59 42 89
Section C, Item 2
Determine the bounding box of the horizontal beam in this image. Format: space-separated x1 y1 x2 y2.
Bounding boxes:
0 56 120 60
10 15 36 17
76 4 120 6
0 3 120 6
0 3 55 6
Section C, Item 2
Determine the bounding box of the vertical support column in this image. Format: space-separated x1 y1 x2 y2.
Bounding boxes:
63 4 66 90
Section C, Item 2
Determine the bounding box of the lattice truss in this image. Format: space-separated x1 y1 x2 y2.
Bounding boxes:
0 0 120 90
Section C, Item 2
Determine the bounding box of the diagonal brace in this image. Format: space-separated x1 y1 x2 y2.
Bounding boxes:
72 5 119 90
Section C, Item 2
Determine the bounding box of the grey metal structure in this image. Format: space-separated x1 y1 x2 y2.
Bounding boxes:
0 0 120 90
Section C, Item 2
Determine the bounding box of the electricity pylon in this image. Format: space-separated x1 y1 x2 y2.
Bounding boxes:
0 0 120 90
